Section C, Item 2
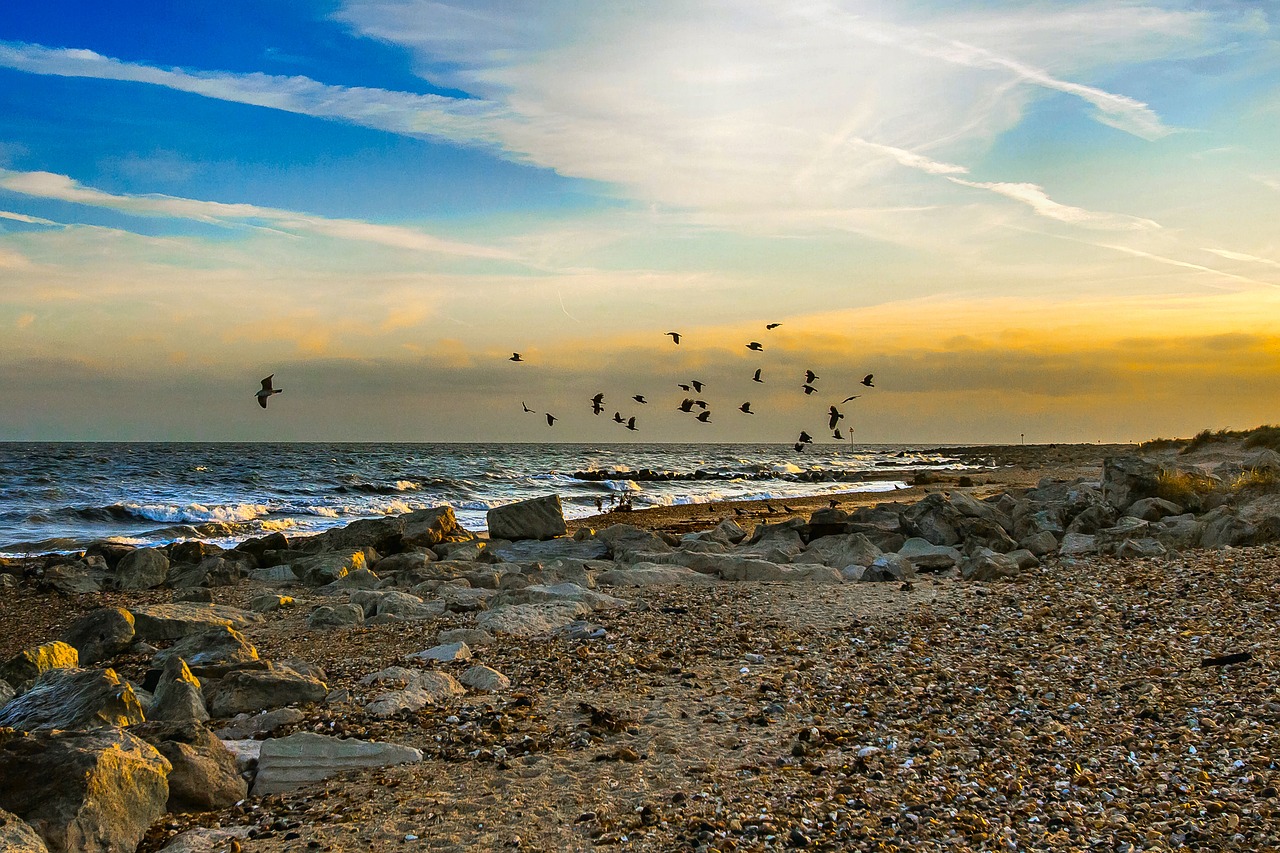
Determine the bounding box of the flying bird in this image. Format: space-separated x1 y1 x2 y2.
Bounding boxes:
678 398 695 413
696 411 712 423
613 412 625 423
521 402 535 413
665 331 681 344
739 402 754 414
694 399 708 409
678 383 692 391
632 395 647 404
804 370 819 384
840 395 862 404
625 417 638 431
861 374 875 387
794 442 805 453
691 380 705 393
798 430 813 443
591 393 605 415
833 428 844 440
828 406 845 430
256 375 282 409
802 384 817 395
510 353 524 362
545 413 557 426
766 323 782 330
746 341 763 351
752 368 763 383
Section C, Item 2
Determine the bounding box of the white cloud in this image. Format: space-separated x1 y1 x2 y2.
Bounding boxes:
948 177 1161 230
1203 248 1280 270
1098 242 1277 289
0 209 59 226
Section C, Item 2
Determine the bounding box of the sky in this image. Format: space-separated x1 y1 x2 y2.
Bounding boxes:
0 0 1277 444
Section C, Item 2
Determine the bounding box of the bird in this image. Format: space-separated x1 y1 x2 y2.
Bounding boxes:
678 398 695 413
828 406 844 430
625 417 638 431
694 399 708 409
665 331 681 344
765 503 777 513
798 430 813 443
804 370 819 384
828 499 838 508
733 507 747 517
861 374 875 387
632 395 647 404
256 375 282 409
696 411 712 423
802 384 817 395
840 395 862 403
510 352 524 362
783 504 798 513
794 442 805 452
691 380 705 393
545 413 557 426
739 402 754 414
522 401 535 413
591 393 605 415
678 383 692 391
613 411 625 423
833 428 844 440
752 368 763 383
746 341 763 351
766 323 782 330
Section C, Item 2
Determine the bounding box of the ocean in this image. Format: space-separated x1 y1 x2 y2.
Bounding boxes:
0 442 981 555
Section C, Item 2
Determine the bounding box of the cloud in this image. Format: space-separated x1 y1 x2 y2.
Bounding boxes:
850 139 968 176
1096 242 1277 289
0 209 59 226
1203 248 1280 270
948 178 1161 230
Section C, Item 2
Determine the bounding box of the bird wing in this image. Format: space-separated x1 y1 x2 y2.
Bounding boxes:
841 395 860 403
260 375 274 392
258 396 268 409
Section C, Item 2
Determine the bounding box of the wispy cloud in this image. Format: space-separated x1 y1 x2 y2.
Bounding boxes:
1203 247 1280 270
948 178 1161 230
0 209 60 226
1097 242 1277 289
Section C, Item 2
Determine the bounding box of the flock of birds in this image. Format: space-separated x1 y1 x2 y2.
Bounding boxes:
254 324 878 451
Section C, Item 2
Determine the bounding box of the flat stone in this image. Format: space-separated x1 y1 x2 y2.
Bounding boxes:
307 603 366 629
486 495 567 541
437 628 494 647
459 665 510 692
476 602 591 637
490 582 628 611
156 826 252 853
214 707 306 740
596 563 717 586
491 538 608 563
251 731 423 796
248 593 295 612
291 550 367 586
205 663 328 717
897 537 962 570
127 604 263 642
405 642 471 663
363 671 465 718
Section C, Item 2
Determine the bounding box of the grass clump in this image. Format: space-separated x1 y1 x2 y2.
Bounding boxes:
1178 424 1280 454
1138 436 1187 452
1231 467 1280 494
1154 469 1219 506
1241 425 1280 452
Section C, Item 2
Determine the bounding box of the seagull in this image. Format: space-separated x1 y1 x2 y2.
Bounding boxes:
752 368 763 383
632 395 647 404
545 413 557 426
625 417 638 431
798 430 813 443
739 402 754 414
802 384 817 395
665 331 682 344
833 428 844 440
694 399 708 409
861 374 875 387
256 375 282 409
691 380 705 393
696 411 712 423
678 398 695 413
613 411 625 423
522 402 535 413
804 370 819 384
510 353 524 362
840 395 862 403
766 323 782 330
591 393 605 415
746 341 763 351
828 406 845 430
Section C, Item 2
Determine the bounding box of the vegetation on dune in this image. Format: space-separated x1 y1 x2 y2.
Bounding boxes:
1138 436 1187 451
1154 469 1219 506
1177 424 1280 454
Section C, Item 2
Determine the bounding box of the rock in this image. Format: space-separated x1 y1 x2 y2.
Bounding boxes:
712 518 747 544
861 554 916 583
363 669 464 717
172 587 213 603
168 541 223 565
154 626 259 677
149 657 209 723
897 538 961 571
291 549 367 586
317 567 382 593
956 517 1019 553
1013 506 1066 541
213 707 306 739
405 642 471 663
1006 549 1041 569
307 603 365 629
491 538 608 562
251 731 423 796
58 609 135 666
460 665 510 692
437 628 494 648
302 506 467 554
369 550 437 576
806 507 851 539
900 494 962 545
960 549 1020 581
248 593 294 613
1127 497 1184 522
168 555 250 589
1102 455 1163 511
0 728 170 853
155 826 252 853
235 531 290 560
1019 530 1059 556
0 807 49 852
246 566 298 584
205 663 328 717
794 532 882 569
114 547 169 590
1 642 79 694
130 721 246 812
350 590 442 621
490 582 627 611
596 564 717 586
127 603 263 642
0 668 145 732
0 679 13 708
476 602 591 637
1065 503 1118 535
41 564 104 595
1059 532 1098 556
592 524 673 561
486 495 567 541
1117 537 1168 559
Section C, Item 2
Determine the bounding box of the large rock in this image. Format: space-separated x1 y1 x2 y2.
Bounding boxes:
213 707 305 740
42 564 104 595
1 643 79 693
491 538 608 563
130 722 246 812
489 582 628 611
251 732 423 796
127 604 263 642
900 494 962 546
793 533 882 569
1102 455 1163 511
486 495 567 541
459 665 510 692
60 609 135 665
114 548 169 590
0 668 145 732
361 668 465 718
307 603 365 629
1127 497 1183 522
897 538 961 571
154 626 258 677
1059 532 1098 556
591 524 673 561
0 807 48 852
960 549 1020 582
291 550 367 586
0 728 170 853
476 602 590 637
168 555 249 589
205 663 328 717
302 506 467 554
154 827 252 853
861 553 916 582
350 590 443 621
149 657 208 723
596 564 717 587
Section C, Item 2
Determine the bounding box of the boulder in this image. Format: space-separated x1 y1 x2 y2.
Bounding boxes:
360 668 465 718
405 642 471 664
168 555 250 589
437 628 494 648
1065 503 1118 535
213 707 305 740
956 517 1018 553
1102 455 1163 511
0 728 170 853
900 494 962 546
302 506 467 554
205 663 328 717
307 603 366 629
154 626 259 678
0 668 145 732
290 550 367 586
1006 549 1041 570
168 541 223 565
246 566 298 584
247 593 294 613
592 524 673 560
149 657 208 723
861 554 915 583
154 827 252 853
459 665 510 692
1198 509 1253 549
234 531 290 560
434 585 495 613
491 538 608 562
127 604 263 642
1127 497 1184 522
489 582 627 611
486 495 568 541
1 643 79 694
129 721 246 812
42 564 104 595
172 587 213 603
1059 532 1098 556
897 538 961 571
806 507 851 539
369 551 437 576
960 549 1020 582
596 564 717 587
476 602 590 637
114 548 169 590
251 732 423 796
1013 506 1066 541
1116 538 1168 559
0 807 48 852
350 590 442 621
1019 530 1059 556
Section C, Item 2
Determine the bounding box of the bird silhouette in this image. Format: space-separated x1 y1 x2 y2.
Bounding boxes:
510 352 524 362
613 411 625 423
746 341 763 351
798 430 813 443
861 374 875 387
678 398 695 413
752 368 763 383
833 428 844 440
794 442 805 452
739 402 753 414
545 413 557 426
766 323 782 330
625 417 638 431
696 411 712 423
765 503 777 513
802 384 817 395
840 395 861 403
256 375 282 409
783 504 798 513
828 406 844 430
694 399 708 409
522 402 535 413
691 380 705 393
665 331 681 344
591 393 605 415
678 383 692 391
733 507 747 517
632 395 647 404
804 369 819 383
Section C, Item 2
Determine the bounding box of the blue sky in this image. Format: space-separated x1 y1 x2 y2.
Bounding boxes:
0 1 1278 442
